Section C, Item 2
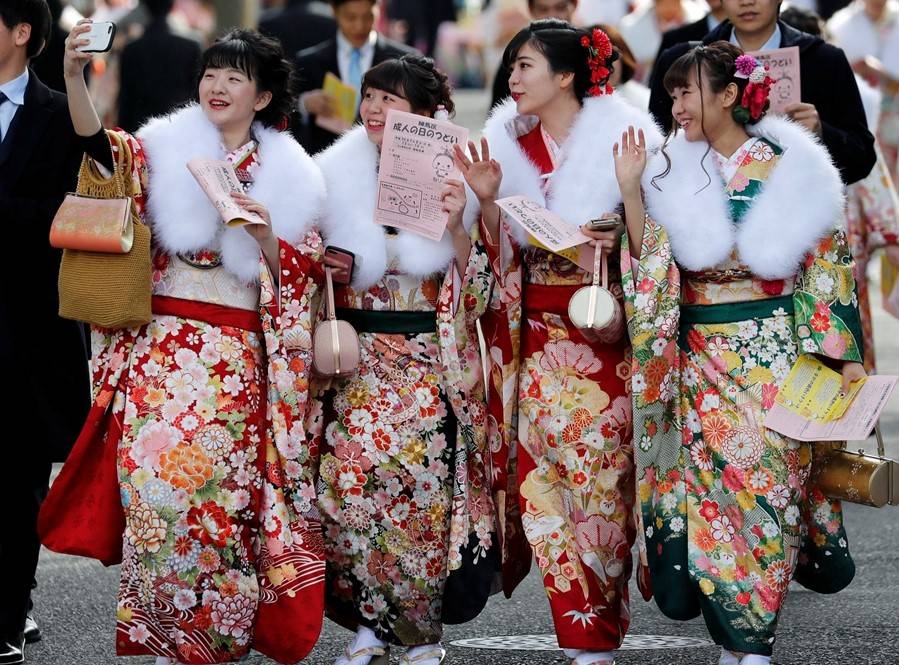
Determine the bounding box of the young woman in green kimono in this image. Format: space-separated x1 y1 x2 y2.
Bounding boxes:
611 42 867 665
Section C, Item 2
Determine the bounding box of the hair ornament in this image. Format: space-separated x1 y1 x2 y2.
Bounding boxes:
731 54 774 123
581 27 615 97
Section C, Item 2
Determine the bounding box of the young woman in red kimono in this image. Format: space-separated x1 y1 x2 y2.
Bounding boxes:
41 25 327 665
456 20 662 665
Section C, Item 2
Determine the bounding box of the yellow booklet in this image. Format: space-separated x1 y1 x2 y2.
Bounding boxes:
323 72 357 123
775 355 864 422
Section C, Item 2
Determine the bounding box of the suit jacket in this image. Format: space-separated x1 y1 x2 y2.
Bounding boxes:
648 20 876 185
291 35 416 155
0 71 90 461
117 20 201 132
259 3 337 60
655 14 712 61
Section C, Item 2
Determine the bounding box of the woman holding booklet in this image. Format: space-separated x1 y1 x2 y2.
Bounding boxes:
456 20 663 665
42 25 328 665
308 54 496 665
613 42 866 665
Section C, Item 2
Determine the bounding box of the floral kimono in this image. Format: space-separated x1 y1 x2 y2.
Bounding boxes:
628 116 863 656
41 106 328 664
468 96 663 650
845 141 899 370
308 127 497 646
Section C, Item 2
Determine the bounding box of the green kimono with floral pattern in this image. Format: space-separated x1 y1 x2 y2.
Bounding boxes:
623 135 864 656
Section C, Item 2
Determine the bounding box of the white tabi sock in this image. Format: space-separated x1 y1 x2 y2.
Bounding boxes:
404 643 445 664
739 655 772 665
719 648 742 665
574 651 616 664
563 649 583 658
335 626 388 665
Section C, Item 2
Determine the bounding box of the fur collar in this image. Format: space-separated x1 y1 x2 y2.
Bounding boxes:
315 125 460 291
137 104 325 284
641 115 845 280
464 95 664 246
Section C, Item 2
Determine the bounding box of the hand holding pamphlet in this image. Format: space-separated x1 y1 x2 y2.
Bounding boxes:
315 72 358 135
374 109 469 241
187 158 266 228
495 195 595 271
764 355 898 441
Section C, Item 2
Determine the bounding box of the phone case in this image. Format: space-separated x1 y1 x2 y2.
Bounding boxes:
78 22 117 53
325 247 355 285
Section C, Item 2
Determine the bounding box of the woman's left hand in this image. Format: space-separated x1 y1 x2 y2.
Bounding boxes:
841 361 867 395
581 218 624 255
442 179 468 238
232 192 274 244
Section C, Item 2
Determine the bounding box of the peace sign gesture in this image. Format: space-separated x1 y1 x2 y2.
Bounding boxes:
454 138 503 204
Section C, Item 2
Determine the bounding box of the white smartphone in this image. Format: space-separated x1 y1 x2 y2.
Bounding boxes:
76 21 116 53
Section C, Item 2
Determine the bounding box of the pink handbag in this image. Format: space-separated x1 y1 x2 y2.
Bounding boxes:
312 266 361 377
567 243 625 343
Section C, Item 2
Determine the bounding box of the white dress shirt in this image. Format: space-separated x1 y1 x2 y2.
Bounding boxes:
730 23 782 52
336 30 377 83
0 68 28 142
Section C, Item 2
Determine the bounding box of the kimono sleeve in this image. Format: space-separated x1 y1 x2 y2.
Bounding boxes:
792 229 864 363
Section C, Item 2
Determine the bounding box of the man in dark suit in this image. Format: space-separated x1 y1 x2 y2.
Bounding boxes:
654 0 726 60
291 0 414 154
117 0 201 132
0 2 90 663
489 0 578 112
259 0 337 60
648 0 876 185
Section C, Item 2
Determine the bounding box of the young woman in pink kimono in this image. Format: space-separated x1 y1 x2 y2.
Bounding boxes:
309 55 497 665
456 20 662 665
41 26 328 665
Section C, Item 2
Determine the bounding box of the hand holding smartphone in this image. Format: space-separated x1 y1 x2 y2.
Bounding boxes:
586 213 623 233
324 246 356 285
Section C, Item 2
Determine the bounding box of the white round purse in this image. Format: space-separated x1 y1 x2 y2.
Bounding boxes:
567 243 625 343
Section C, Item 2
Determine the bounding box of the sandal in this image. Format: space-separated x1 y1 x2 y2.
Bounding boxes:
570 659 615 665
336 645 390 665
399 645 446 665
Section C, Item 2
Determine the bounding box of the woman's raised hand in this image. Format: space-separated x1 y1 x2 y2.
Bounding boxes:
612 125 647 197
454 138 502 204
63 20 95 80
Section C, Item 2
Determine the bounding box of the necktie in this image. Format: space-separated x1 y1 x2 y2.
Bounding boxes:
0 91 7 144
347 48 362 108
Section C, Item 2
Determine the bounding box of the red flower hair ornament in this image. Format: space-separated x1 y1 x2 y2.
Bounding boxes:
580 27 616 97
732 54 774 124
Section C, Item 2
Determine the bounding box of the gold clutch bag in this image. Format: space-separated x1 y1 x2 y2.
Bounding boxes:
813 428 898 507
568 243 625 342
52 131 152 329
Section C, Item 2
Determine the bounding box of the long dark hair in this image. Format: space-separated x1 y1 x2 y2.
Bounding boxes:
502 18 617 103
361 54 455 117
653 41 754 190
199 29 295 129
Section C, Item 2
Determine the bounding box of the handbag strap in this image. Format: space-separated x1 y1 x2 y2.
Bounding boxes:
324 266 337 321
876 423 885 458
590 243 609 289
76 130 132 199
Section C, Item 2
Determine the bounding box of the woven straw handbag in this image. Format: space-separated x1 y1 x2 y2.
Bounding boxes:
52 130 152 329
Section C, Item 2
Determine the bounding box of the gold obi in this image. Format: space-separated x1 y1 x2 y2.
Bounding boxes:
153 253 260 312
682 253 795 306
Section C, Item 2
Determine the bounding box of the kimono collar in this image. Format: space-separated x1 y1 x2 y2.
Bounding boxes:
641 114 845 280
137 104 325 284
315 125 463 291
464 95 664 247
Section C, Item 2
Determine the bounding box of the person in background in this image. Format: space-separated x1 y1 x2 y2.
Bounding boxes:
785 3 899 371
654 0 727 59
489 0 579 111
649 0 877 185
0 2 90 664
291 0 413 155
600 23 651 109
619 0 708 81
117 0 200 132
385 0 457 56
29 0 65 91
258 0 337 60
576 0 631 26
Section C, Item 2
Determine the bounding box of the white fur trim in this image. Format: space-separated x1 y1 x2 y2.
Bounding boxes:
828 1 899 63
642 116 845 279
464 95 664 247
137 105 325 284
315 126 459 291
